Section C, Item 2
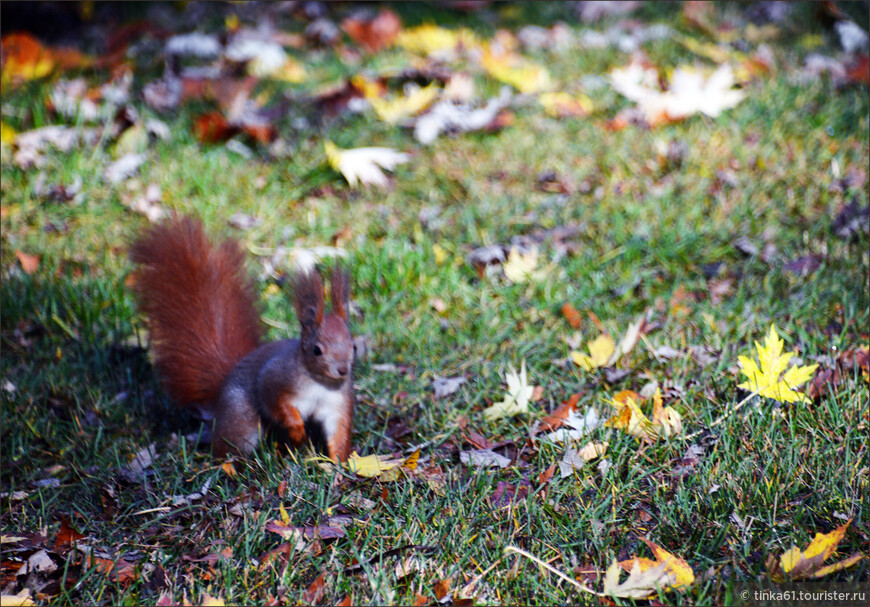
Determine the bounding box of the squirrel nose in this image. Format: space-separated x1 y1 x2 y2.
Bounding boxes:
337 364 348 377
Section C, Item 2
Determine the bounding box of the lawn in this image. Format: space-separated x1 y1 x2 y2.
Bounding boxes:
1 2 868 605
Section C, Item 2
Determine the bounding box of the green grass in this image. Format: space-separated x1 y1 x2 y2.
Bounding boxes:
2 2 868 605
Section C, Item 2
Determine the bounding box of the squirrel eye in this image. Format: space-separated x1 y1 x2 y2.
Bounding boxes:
313 344 324 356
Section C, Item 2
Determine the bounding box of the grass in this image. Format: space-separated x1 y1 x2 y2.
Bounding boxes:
1 2 868 605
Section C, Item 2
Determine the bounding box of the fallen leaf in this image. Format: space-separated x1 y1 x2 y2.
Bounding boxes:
483 360 534 421
767 519 865 581
324 141 409 188
481 48 552 93
395 25 478 58
414 87 512 145
341 9 402 53
610 58 745 127
561 303 581 329
609 318 645 365
618 538 695 590
604 558 675 599
193 112 235 144
14 251 39 274
503 246 540 283
571 334 616 371
104 153 147 184
54 515 85 550
542 407 601 444
558 441 608 477
201 594 226 607
737 324 818 404
370 83 440 124
302 572 326 604
539 91 593 118
460 449 511 469
433 578 451 600
0 589 35 606
1 33 55 86
433 376 466 399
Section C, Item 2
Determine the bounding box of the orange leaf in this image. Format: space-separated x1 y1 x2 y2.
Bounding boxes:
54 516 84 550
537 392 581 434
341 9 401 53
433 578 451 600
14 250 39 274
561 302 581 329
302 572 326 604
193 112 235 144
336 594 353 607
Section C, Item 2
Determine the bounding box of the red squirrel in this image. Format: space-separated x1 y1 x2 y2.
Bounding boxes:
129 216 355 460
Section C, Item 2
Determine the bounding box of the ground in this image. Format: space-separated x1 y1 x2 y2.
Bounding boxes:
1 2 868 606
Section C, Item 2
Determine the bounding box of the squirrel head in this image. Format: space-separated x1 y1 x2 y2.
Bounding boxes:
292 266 354 385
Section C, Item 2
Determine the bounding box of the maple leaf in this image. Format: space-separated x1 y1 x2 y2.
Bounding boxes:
571 334 616 371
604 558 675 599
483 360 534 421
737 324 818 403
609 59 745 127
607 389 682 441
503 246 541 283
481 48 552 93
394 25 478 58
538 91 593 118
345 450 417 478
369 83 440 124
618 538 695 592
766 519 866 581
324 141 409 188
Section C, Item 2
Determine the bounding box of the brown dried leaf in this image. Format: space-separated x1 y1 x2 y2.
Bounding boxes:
302 572 326 605
341 9 401 53
14 251 39 275
561 302 581 329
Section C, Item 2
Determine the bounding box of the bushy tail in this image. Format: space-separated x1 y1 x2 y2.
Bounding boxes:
130 216 263 406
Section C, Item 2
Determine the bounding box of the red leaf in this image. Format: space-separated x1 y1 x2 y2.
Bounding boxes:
193 112 235 144
341 9 401 53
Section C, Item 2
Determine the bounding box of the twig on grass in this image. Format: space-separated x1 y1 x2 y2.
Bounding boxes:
504 545 605 598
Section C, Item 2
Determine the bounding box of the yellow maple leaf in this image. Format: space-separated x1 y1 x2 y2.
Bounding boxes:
346 451 401 477
650 389 682 438
539 91 593 118
606 392 656 441
571 334 616 371
503 246 540 283
481 48 552 94
618 538 695 593
737 325 818 403
767 519 866 581
370 83 440 124
394 25 478 56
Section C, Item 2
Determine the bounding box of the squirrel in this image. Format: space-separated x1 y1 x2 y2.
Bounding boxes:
129 216 355 461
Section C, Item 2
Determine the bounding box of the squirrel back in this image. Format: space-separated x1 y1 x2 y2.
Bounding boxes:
130 216 263 407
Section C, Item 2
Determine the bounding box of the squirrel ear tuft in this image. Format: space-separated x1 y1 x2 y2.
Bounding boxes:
330 265 350 321
292 269 324 328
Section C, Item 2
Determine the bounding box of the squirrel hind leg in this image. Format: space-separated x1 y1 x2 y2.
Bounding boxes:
213 385 262 457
